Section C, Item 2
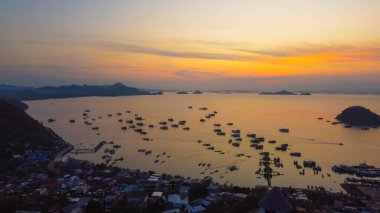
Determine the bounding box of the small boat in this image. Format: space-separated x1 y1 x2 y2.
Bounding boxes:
168 118 174 122
246 133 256 138
279 128 289 133
232 142 240 147
231 133 240 138
228 165 238 171
255 145 263 150
179 120 186 125
290 152 302 157
276 144 288 151
256 137 265 142
227 122 233 126
121 126 127 130
171 124 179 128
160 126 168 130
48 118 56 123
200 119 206 122
183 127 190 130
148 124 154 128
113 145 121 149
268 140 276 144
69 119 75 123
304 160 316 168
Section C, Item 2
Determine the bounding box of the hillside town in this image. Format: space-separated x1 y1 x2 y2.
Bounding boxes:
0 142 379 213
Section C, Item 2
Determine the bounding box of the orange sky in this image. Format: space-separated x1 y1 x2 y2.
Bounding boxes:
0 0 380 92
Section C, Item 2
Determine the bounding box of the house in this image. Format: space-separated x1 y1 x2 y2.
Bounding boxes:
127 190 148 207
187 204 206 213
259 187 292 213
168 194 189 205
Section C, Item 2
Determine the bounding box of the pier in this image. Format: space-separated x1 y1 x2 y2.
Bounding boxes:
71 141 106 154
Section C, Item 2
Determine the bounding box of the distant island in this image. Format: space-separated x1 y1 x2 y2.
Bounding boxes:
176 91 189 94
259 90 311 95
0 83 153 101
336 106 380 126
193 90 203 94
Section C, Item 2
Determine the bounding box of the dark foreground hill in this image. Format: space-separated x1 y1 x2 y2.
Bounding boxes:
0 83 150 100
0 100 65 170
336 106 380 126
0 97 28 110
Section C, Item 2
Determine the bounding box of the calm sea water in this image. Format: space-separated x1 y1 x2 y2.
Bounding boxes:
26 93 380 191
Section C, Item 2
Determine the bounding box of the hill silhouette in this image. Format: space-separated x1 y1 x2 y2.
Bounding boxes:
0 83 150 100
0 100 63 161
336 106 380 126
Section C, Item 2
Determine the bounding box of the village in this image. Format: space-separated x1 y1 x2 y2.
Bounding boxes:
0 142 379 213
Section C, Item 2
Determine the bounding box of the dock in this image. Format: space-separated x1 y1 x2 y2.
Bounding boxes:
71 141 106 154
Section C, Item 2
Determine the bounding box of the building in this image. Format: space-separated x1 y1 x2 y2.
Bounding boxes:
259 187 292 213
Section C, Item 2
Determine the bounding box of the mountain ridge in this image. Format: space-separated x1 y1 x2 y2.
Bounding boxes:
0 83 151 100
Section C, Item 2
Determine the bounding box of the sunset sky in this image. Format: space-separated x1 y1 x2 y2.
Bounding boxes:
1 0 380 92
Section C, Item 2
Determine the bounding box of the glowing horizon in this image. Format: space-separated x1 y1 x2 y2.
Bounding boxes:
1 0 380 92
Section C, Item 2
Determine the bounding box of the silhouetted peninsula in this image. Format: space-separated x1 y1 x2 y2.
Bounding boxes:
193 90 203 94
336 106 380 126
0 83 150 100
0 97 28 110
0 100 67 171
